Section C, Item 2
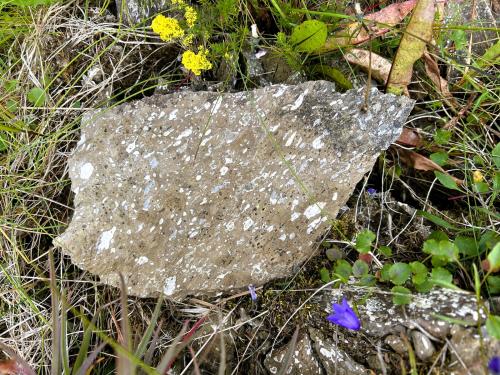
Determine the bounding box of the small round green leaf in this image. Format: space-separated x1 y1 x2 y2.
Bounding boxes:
388 262 411 285
355 229 376 254
410 261 428 285
290 20 327 53
352 259 369 277
27 87 47 107
334 259 352 281
378 246 392 257
391 286 412 305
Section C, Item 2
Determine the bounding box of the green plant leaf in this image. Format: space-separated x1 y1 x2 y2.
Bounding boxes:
430 151 448 166
410 261 428 285
455 236 479 257
358 274 376 286
423 239 459 264
379 263 392 282
391 286 412 305
333 259 352 281
434 129 452 145
388 262 411 285
474 181 489 194
414 279 433 293
418 211 457 230
355 229 376 254
290 20 327 53
487 275 500 294
378 246 392 257
310 65 353 90
352 259 369 277
320 267 331 283
486 315 500 340
430 267 453 285
27 87 46 107
493 143 500 169
434 171 461 191
487 242 500 273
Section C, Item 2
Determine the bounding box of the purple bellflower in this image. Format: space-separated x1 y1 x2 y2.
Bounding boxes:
489 356 500 375
326 298 361 331
366 187 377 197
248 284 257 301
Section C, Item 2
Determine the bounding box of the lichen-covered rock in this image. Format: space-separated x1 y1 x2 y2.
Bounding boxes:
55 81 413 298
324 286 486 339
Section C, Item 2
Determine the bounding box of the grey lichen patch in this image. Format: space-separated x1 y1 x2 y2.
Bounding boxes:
55 81 414 299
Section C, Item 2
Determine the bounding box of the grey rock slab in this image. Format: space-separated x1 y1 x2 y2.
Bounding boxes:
324 285 486 338
264 331 322 375
54 81 413 298
410 330 435 361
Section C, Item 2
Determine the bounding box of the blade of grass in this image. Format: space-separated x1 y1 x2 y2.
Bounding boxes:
117 273 135 375
156 322 188 374
134 296 163 358
74 342 107 375
49 250 61 375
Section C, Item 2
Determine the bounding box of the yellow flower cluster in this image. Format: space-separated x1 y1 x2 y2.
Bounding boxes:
181 48 212 75
184 6 197 28
151 14 184 42
473 170 484 183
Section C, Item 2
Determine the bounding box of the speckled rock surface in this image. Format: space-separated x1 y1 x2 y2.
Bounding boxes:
325 286 486 339
264 331 322 374
116 0 168 24
54 81 413 298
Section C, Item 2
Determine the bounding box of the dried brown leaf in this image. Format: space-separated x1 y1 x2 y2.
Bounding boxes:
321 0 418 52
422 50 458 108
396 127 422 147
397 148 463 185
345 48 392 83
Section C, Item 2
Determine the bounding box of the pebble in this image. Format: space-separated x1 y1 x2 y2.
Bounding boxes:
411 330 435 361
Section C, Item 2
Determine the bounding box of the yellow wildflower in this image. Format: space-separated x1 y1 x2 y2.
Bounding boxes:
171 0 186 6
181 48 212 76
184 6 198 28
151 15 184 42
473 170 484 183
182 33 195 46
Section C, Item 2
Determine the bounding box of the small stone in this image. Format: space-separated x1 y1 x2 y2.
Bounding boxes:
416 318 450 339
384 334 407 355
410 331 435 361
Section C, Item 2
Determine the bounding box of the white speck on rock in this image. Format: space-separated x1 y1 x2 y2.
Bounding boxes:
243 217 254 231
303 202 326 219
220 166 229 176
163 276 176 295
136 256 149 265
312 135 325 149
80 163 94 180
168 109 178 120
97 227 116 253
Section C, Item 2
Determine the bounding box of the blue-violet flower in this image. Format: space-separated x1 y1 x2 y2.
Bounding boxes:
326 298 361 331
489 356 500 375
248 284 257 301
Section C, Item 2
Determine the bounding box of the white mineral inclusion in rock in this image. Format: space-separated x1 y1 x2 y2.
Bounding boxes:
136 256 149 265
96 226 116 253
303 202 326 219
80 162 94 180
163 276 176 296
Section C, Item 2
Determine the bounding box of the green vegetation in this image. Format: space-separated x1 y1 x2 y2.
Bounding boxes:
0 0 498 372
